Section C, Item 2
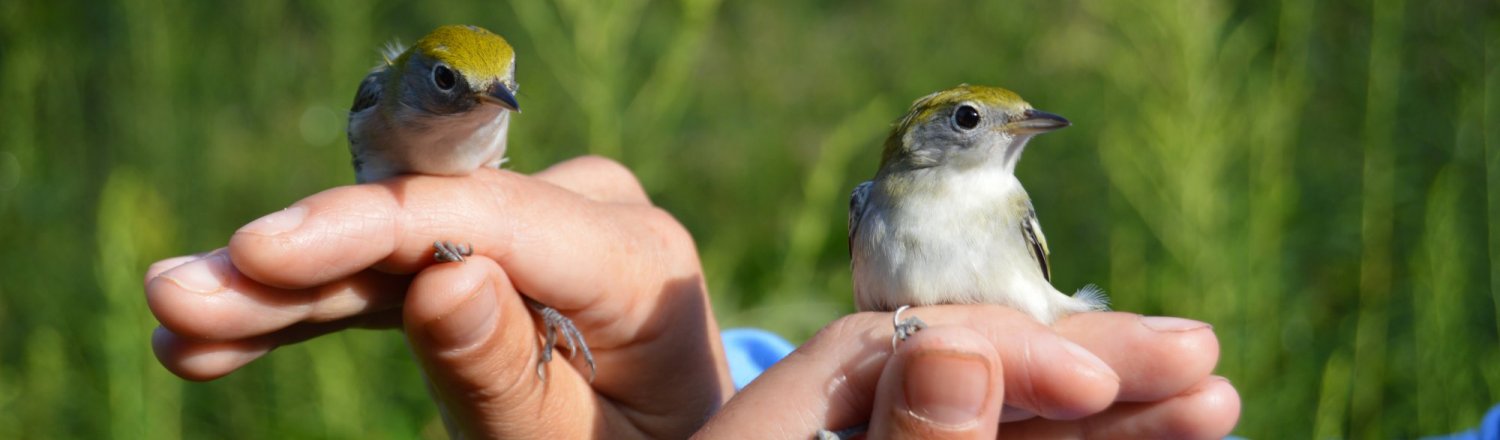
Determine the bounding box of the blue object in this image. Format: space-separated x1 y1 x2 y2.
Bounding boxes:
720 328 796 390
1425 403 1500 440
1486 404 1500 440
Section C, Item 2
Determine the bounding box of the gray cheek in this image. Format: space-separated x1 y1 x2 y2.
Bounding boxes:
401 75 474 116
904 127 951 167
423 92 475 116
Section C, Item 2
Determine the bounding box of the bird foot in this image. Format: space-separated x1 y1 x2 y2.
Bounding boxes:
527 297 597 383
891 305 927 350
432 240 595 382
433 241 473 263
818 307 924 438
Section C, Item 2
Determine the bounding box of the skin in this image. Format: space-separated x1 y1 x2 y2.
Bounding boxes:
144 156 1239 438
700 310 1240 439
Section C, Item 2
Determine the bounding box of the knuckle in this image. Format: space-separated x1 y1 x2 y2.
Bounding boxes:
1165 381 1240 439
568 155 649 202
638 205 696 251
569 154 630 175
574 155 640 182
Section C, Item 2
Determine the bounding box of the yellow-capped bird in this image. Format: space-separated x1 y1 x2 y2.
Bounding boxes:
848 84 1108 345
347 25 593 380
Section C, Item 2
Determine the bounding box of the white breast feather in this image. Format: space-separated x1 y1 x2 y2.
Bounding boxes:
852 169 1100 323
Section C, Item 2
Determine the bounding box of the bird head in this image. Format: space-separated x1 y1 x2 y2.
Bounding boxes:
879 84 1068 175
390 25 520 115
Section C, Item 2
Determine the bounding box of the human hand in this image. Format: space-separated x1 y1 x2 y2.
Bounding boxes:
145 156 734 438
696 306 1239 439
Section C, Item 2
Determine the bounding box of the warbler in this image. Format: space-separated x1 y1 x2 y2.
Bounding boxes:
347 24 593 379
848 84 1108 343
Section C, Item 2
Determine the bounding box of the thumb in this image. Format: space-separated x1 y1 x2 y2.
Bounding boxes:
868 327 1005 439
403 256 597 438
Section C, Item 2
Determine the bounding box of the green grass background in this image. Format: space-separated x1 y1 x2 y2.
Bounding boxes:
2 0 1497 438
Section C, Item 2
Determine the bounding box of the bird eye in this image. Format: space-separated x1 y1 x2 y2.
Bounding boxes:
953 105 981 130
432 64 457 91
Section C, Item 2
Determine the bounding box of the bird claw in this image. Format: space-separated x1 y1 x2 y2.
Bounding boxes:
891 305 927 350
812 310 924 438
430 241 595 382
433 241 473 263
816 424 868 440
526 297 597 383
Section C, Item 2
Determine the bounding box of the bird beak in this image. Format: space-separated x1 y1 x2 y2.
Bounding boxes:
478 84 521 112
1009 109 1070 134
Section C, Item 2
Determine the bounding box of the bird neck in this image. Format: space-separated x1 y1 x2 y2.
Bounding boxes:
998 134 1035 175
875 164 1023 209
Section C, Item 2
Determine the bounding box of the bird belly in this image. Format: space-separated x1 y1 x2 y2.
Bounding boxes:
852 182 1068 322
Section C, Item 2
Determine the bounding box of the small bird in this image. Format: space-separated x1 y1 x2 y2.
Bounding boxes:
347 24 593 380
848 84 1108 345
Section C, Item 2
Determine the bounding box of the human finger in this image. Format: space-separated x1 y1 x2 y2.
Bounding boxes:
151 308 403 381
867 327 1004 439
532 155 651 205
914 306 1120 421
145 252 209 284
225 168 695 319
401 256 603 438
1002 376 1240 439
697 305 1119 438
1055 313 1219 402
146 250 409 341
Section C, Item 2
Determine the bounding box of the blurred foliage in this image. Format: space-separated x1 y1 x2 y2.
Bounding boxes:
1 0 1497 438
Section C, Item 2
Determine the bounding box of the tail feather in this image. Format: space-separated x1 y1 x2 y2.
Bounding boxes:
1072 284 1110 312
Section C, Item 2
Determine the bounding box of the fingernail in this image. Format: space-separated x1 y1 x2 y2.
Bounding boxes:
1140 316 1211 332
159 253 231 294
177 344 272 380
425 280 498 350
145 255 201 286
1059 338 1119 382
238 205 307 236
904 351 990 426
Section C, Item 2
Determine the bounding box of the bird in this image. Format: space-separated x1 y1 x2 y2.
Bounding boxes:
346 24 593 380
848 84 1108 346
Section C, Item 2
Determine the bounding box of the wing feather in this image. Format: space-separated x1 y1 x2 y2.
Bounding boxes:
848 181 873 256
347 67 390 180
1020 206 1052 282
350 67 386 113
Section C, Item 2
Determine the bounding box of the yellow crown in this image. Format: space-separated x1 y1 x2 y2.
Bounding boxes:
895 84 1029 133
403 25 515 80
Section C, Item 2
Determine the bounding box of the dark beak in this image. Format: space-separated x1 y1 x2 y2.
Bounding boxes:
1010 109 1070 134
478 84 521 112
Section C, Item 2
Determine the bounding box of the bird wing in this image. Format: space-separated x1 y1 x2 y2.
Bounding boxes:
350 67 387 113
1020 205 1052 282
348 67 389 181
848 180 873 256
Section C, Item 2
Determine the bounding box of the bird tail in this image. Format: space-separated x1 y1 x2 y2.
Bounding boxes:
1072 284 1110 312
